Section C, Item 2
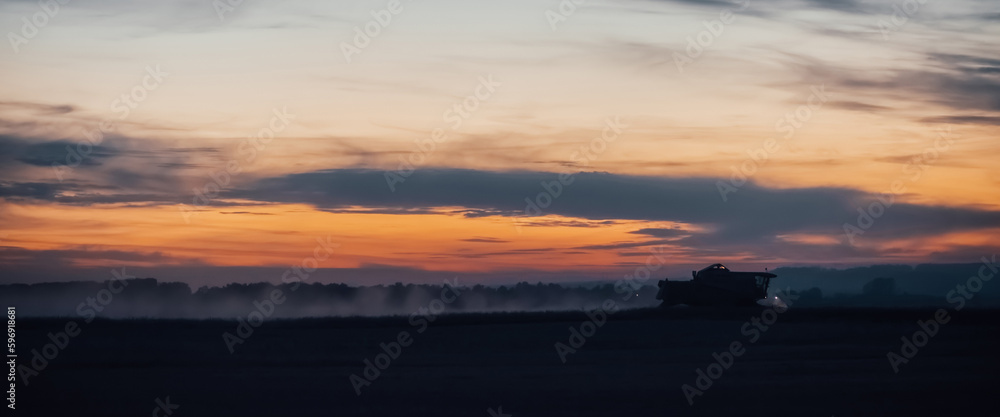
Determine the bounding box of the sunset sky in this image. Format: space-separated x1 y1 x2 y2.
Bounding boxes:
1 0 998 286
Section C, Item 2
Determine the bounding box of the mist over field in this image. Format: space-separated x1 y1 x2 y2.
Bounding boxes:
4 262 997 319
1 279 658 318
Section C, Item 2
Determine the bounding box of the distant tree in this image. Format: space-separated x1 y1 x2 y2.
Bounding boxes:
863 277 896 296
797 287 823 301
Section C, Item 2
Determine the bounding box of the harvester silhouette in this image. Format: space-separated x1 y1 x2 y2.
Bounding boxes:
656 263 777 306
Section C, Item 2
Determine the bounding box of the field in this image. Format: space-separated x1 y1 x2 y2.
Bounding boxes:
14 308 1000 416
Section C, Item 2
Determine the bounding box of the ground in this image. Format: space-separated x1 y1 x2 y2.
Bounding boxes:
15 308 1000 416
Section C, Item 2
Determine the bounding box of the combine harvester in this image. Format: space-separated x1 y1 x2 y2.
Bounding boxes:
656 263 777 307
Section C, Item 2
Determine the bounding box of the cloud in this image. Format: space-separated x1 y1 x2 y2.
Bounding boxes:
461 237 511 243
640 0 874 17
227 168 1000 246
0 246 201 269
0 101 75 115
919 116 1000 126
795 52 1000 114
0 135 115 172
801 0 867 14
827 101 892 112
629 227 691 238
4 162 999 257
572 239 679 251
15 140 117 167
0 182 68 200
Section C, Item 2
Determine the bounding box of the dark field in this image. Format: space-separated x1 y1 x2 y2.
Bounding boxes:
15 308 1000 416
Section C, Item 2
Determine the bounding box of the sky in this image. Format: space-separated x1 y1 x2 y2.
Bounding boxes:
0 0 998 286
